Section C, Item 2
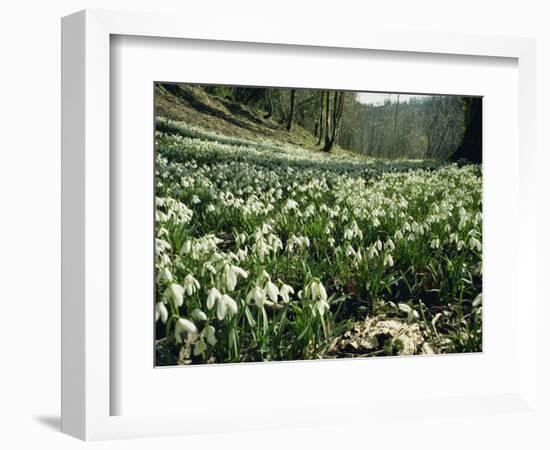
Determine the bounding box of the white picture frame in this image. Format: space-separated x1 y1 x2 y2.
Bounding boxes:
61 9 537 441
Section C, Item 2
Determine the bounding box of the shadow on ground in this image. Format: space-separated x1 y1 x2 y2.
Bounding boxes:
34 415 61 431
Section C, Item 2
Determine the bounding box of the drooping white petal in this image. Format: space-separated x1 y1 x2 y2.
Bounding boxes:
166 283 184 307
216 297 227 320
191 308 207 321
204 325 217 345
222 294 238 316
266 281 279 302
248 286 265 308
155 302 169 323
206 287 222 310
177 318 198 334
157 267 173 283
279 283 294 303
317 282 327 302
226 269 237 291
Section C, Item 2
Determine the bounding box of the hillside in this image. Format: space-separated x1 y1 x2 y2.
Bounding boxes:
155 83 320 150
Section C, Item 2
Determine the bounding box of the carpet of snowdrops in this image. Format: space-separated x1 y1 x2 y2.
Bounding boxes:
154 117 482 365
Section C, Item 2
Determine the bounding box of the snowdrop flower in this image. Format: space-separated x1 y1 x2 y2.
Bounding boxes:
203 325 217 345
265 280 279 302
279 283 294 303
304 279 330 317
175 318 198 343
204 262 217 275
156 238 171 255
155 302 169 323
315 298 330 317
183 274 200 296
206 287 222 310
191 308 207 321
383 253 394 267
224 264 248 291
165 283 184 307
157 267 173 283
367 245 379 260
181 240 192 254
315 281 328 303
247 286 266 308
284 199 299 211
217 294 238 320
469 236 482 251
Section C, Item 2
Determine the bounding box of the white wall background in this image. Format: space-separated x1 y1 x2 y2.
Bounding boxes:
0 1 548 448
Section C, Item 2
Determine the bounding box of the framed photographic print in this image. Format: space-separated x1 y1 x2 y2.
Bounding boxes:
62 9 537 441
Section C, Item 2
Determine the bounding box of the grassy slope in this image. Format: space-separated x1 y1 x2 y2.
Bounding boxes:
155 83 321 150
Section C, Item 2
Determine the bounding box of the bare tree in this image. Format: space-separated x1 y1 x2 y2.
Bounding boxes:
392 94 400 156
285 89 297 131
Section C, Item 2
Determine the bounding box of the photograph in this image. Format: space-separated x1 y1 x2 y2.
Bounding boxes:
154 83 482 366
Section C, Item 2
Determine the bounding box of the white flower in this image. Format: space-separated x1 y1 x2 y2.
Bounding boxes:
284 199 299 211
156 238 171 255
279 283 294 303
204 262 217 274
265 280 279 302
383 253 394 267
203 325 217 345
183 274 200 296
206 287 222 310
155 302 169 323
312 280 327 302
191 308 207 321
315 299 330 317
181 240 192 254
217 294 238 320
469 236 482 251
175 317 198 343
247 286 266 308
157 267 173 283
225 268 237 292
165 283 184 307
224 264 248 291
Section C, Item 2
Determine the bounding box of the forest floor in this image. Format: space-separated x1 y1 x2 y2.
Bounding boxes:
155 83 322 150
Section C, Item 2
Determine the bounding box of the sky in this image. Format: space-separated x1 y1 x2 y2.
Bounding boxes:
356 92 432 106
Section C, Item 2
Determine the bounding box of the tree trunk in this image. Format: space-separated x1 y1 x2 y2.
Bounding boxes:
263 90 273 119
285 89 296 131
324 91 331 148
449 97 482 164
317 91 325 146
324 91 345 152
392 94 400 156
